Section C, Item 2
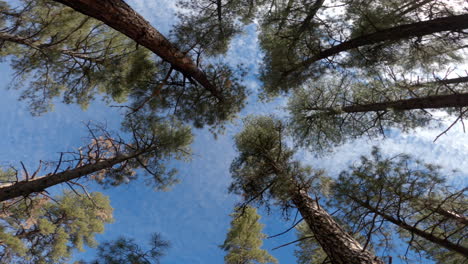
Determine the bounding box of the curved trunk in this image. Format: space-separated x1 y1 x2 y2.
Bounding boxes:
285 14 468 75
291 189 384 264
53 0 223 101
309 93 468 114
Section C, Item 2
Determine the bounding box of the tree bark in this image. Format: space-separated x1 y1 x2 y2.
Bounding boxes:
285 14 468 75
291 189 384 264
350 196 468 257
53 0 223 101
0 148 152 202
310 93 468 114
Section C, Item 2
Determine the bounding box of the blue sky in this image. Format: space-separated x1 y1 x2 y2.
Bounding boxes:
0 1 467 263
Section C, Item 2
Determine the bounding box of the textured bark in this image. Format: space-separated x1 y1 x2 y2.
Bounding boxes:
291 189 384 264
350 197 468 257
53 0 223 101
0 32 104 63
310 93 468 114
429 207 468 225
286 14 468 74
0 148 151 202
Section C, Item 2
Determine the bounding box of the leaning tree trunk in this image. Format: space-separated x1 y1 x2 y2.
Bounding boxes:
53 0 223 101
350 196 468 257
285 14 468 75
0 147 152 202
312 93 468 114
291 189 384 264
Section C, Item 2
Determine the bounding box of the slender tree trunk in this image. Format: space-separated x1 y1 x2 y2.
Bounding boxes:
285 14 468 75
291 189 384 264
0 148 152 202
350 196 468 257
310 93 468 114
428 206 468 225
421 76 468 87
295 0 325 37
53 0 223 101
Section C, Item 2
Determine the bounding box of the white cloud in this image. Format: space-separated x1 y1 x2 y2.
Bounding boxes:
127 0 181 34
302 116 468 185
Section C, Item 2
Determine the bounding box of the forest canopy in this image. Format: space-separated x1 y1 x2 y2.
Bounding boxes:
0 0 466 263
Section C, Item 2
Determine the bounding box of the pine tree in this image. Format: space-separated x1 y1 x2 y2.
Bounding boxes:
174 0 265 56
259 0 468 94
83 233 169 264
230 116 383 264
331 147 467 262
220 206 277 264
0 0 247 128
294 222 329 264
0 116 193 202
288 74 468 151
0 190 113 264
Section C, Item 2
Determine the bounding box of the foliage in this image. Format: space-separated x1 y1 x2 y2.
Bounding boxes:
258 0 467 95
0 191 113 264
0 0 248 129
332 147 468 263
174 0 266 56
0 0 156 114
294 222 329 264
83 233 169 264
287 73 467 152
229 116 323 212
220 206 277 264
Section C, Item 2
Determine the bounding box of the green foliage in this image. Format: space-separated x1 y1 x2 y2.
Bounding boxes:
220 206 277 264
258 0 467 95
230 116 324 211
128 63 248 130
294 222 328 264
83 116 193 190
1 0 248 130
0 0 157 115
174 0 265 55
332 147 467 263
259 0 326 95
0 191 113 264
287 74 438 152
83 233 169 264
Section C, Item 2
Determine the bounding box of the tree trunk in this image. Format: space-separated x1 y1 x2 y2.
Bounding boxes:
311 93 468 114
291 189 384 264
285 14 468 74
350 196 468 257
0 148 151 202
53 0 223 101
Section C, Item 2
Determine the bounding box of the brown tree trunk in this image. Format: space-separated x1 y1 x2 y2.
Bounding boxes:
295 0 325 37
429 206 468 225
311 93 468 114
0 148 152 202
285 14 468 74
53 0 223 101
350 197 468 257
291 189 384 264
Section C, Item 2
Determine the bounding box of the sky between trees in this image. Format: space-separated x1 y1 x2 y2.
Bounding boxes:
0 0 466 263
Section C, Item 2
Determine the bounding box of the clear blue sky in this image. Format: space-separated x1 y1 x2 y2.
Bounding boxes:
0 1 467 263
